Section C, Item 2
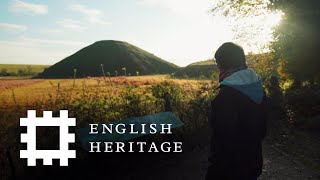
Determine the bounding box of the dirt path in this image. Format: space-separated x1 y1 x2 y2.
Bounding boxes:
260 143 319 180
134 143 320 180
4 134 320 180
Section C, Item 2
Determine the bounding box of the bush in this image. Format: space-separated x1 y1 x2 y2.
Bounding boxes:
0 68 9 76
150 81 184 111
285 87 320 128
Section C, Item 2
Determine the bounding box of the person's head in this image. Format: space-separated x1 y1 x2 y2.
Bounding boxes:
214 42 246 70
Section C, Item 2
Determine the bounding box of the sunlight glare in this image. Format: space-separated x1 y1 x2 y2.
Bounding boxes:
226 10 284 54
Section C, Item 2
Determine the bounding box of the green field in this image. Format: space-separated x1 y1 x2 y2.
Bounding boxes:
0 64 50 76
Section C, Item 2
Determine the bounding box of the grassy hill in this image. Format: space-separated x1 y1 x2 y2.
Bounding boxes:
172 54 267 80
38 40 179 78
173 59 218 79
0 64 49 76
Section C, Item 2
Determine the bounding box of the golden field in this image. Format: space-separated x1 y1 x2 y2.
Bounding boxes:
0 75 216 129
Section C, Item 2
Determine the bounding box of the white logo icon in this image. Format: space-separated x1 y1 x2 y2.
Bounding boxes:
20 110 76 166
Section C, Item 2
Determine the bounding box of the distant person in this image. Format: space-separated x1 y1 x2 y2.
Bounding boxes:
205 42 267 180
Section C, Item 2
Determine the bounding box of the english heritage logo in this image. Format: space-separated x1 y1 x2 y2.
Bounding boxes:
20 110 76 166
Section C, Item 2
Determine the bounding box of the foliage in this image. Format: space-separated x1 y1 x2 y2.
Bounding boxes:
285 87 320 129
0 76 217 129
212 0 280 51
0 76 220 180
150 81 184 111
212 0 270 18
179 81 217 129
212 0 320 129
120 85 158 118
212 0 320 86
247 53 275 80
271 0 320 86
285 87 320 118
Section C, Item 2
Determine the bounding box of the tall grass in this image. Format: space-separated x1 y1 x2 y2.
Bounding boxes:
0 76 218 180
0 77 217 128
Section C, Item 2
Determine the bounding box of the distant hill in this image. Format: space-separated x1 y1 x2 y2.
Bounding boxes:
38 40 179 78
0 64 49 76
173 54 267 79
173 59 218 79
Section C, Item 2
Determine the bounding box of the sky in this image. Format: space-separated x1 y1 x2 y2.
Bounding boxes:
0 0 280 67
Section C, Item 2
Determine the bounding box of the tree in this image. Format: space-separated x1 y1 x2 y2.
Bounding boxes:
271 0 320 86
26 65 33 75
213 0 320 86
0 68 8 76
212 0 278 51
17 69 27 76
122 67 126 76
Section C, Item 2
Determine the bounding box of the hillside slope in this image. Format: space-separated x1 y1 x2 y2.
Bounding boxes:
173 60 218 79
38 40 179 78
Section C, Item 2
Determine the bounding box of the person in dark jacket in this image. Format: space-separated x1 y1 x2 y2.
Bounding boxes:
205 42 267 180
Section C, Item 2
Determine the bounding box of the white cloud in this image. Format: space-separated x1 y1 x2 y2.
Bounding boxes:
56 19 86 31
0 23 27 32
9 0 48 15
139 0 213 18
70 4 110 25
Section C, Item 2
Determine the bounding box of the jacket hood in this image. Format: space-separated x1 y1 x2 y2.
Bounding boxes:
220 68 264 104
